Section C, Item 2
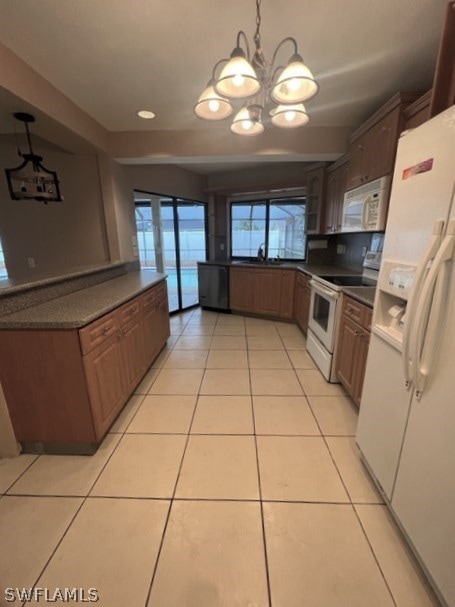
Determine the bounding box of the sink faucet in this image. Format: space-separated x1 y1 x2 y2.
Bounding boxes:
257 243 267 262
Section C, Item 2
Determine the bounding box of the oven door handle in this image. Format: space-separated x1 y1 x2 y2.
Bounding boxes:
309 279 340 300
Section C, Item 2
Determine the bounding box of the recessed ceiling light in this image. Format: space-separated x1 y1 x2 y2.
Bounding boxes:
137 110 156 119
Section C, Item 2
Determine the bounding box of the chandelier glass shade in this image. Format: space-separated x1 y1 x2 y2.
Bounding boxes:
270 103 310 128
194 79 234 120
194 0 318 136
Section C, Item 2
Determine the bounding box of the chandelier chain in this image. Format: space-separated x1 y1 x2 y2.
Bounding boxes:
254 0 262 45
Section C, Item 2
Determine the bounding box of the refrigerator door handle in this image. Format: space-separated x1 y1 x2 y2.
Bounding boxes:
402 219 445 389
411 221 455 399
361 195 370 230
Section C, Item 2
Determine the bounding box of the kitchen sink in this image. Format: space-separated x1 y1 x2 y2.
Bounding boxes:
237 260 284 266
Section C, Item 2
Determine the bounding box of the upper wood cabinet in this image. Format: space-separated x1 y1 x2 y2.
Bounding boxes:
346 92 422 191
324 154 349 234
404 90 432 130
429 1 455 118
304 164 327 234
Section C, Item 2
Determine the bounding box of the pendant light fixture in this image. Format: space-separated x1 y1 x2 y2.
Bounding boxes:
5 112 63 203
194 0 318 135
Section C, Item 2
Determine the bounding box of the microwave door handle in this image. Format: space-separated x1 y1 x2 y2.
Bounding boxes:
401 219 445 389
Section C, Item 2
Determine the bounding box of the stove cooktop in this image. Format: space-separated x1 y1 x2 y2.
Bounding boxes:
317 275 367 287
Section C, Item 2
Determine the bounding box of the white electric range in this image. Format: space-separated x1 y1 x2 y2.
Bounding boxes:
307 252 380 382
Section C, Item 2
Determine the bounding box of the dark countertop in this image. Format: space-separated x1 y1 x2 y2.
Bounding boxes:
342 286 376 308
199 260 362 277
0 270 167 329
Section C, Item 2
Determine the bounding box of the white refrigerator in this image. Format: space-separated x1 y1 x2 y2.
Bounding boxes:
356 105 455 607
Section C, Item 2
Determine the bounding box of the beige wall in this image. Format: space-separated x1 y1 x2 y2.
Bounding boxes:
125 164 208 203
206 162 311 193
0 136 110 283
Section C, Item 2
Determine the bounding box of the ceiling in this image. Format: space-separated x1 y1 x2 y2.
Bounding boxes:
0 0 449 173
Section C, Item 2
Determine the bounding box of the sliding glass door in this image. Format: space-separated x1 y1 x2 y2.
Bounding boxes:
135 192 207 313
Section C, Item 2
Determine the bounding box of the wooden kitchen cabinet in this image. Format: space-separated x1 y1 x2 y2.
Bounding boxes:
230 266 295 319
404 90 432 130
142 281 169 366
305 164 327 234
325 154 349 234
294 271 311 333
82 331 125 440
280 270 295 319
346 92 422 191
253 270 282 316
429 1 455 118
0 280 170 452
335 295 372 407
229 267 254 312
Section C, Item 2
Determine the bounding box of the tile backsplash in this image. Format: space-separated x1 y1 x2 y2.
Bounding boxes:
307 233 383 271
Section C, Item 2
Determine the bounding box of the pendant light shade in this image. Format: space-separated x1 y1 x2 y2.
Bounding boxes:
271 54 319 104
230 105 265 136
194 80 234 120
215 48 261 99
270 103 310 128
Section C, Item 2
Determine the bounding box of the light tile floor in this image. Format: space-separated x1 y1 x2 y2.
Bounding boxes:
0 308 440 607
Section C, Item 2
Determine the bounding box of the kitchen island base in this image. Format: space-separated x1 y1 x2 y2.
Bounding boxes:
0 277 170 455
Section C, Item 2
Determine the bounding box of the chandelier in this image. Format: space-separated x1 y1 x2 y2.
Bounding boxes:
5 112 63 203
194 0 318 136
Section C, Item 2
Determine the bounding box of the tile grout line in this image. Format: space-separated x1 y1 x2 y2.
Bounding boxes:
142 352 204 607
247 338 273 607
351 503 399 607
300 364 399 607
20 427 129 607
4 453 42 495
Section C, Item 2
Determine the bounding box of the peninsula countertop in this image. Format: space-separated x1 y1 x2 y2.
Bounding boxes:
0 270 167 329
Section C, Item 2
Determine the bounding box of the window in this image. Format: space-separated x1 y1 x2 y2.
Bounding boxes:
0 239 8 280
230 197 306 260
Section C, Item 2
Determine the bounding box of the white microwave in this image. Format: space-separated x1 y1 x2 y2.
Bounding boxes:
341 176 390 232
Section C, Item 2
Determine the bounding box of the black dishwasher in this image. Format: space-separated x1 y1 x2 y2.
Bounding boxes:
197 263 229 310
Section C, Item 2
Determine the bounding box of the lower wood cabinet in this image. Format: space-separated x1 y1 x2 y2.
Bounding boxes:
253 270 283 316
230 267 295 319
0 280 170 452
83 332 126 440
294 271 311 333
229 267 254 313
335 295 372 407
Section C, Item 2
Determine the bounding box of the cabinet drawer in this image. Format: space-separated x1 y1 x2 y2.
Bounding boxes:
342 296 364 325
363 307 373 331
142 288 157 310
79 312 119 355
118 299 141 326
156 281 167 298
